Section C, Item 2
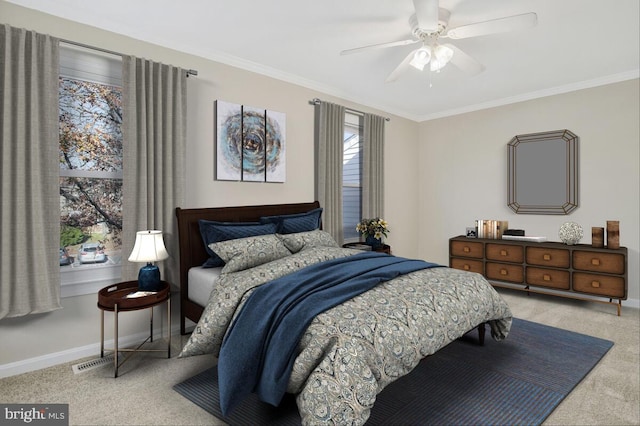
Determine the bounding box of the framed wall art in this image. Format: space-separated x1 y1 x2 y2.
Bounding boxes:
215 100 286 182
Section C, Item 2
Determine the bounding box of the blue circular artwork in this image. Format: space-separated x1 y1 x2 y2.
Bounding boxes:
219 109 283 178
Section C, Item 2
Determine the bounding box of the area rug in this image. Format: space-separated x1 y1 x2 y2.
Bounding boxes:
173 318 613 425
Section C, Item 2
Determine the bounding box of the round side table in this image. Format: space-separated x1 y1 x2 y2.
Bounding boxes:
342 242 392 255
97 280 171 377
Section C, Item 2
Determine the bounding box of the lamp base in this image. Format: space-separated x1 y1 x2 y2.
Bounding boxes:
138 263 161 291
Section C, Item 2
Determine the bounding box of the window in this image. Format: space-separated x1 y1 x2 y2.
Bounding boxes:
58 45 123 296
342 112 363 241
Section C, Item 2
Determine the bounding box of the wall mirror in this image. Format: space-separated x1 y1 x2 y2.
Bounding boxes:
508 129 579 215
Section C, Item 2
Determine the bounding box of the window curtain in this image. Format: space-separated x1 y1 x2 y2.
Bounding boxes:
314 101 345 244
121 56 186 287
362 113 385 219
0 25 62 319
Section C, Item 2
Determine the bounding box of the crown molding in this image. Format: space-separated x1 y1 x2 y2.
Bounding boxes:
415 69 640 122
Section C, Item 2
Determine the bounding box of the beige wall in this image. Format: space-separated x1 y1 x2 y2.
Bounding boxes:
418 79 640 303
0 1 420 370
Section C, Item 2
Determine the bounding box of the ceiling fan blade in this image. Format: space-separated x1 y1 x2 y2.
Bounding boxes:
413 0 439 32
444 44 485 76
385 50 417 83
446 12 537 39
340 38 419 55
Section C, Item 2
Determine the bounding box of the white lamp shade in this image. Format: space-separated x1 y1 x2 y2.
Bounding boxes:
128 230 169 263
430 44 454 71
409 47 431 71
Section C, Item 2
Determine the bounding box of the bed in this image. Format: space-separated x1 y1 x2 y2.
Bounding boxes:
175 201 324 334
175 201 512 425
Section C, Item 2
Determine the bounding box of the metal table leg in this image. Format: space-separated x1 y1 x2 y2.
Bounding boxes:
100 309 105 358
114 303 119 378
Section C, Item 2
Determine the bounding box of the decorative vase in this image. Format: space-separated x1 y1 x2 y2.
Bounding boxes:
592 227 604 248
558 222 583 245
606 221 620 249
365 235 383 248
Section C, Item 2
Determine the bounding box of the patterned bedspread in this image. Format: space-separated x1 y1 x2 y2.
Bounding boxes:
180 245 512 425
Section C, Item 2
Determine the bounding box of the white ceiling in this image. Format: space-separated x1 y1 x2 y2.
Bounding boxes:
7 0 640 121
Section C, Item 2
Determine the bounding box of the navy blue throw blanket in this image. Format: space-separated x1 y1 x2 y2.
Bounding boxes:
217 251 441 416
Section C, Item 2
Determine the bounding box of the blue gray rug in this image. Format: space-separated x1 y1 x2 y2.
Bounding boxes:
174 318 613 425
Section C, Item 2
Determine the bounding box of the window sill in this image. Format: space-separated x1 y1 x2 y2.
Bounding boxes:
60 264 121 298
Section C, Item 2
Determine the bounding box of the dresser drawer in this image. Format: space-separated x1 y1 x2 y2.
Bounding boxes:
526 247 570 268
526 267 570 290
450 240 483 259
573 273 625 298
486 243 523 263
450 258 484 274
572 251 625 275
486 262 524 283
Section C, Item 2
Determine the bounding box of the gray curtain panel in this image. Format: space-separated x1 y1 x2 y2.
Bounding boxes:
121 56 186 287
362 113 385 219
0 25 62 319
314 101 345 244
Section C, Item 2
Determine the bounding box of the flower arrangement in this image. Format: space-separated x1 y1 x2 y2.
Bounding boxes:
356 218 389 240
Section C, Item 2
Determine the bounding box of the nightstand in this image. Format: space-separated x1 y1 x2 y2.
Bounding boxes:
343 242 392 255
97 280 171 377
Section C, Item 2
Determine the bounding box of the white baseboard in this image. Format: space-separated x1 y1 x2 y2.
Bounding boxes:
625 297 640 309
0 324 183 379
494 283 640 310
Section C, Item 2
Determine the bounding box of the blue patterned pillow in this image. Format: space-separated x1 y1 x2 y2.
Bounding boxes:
260 208 323 234
198 220 278 268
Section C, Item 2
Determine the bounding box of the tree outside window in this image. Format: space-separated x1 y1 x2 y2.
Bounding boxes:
59 77 123 269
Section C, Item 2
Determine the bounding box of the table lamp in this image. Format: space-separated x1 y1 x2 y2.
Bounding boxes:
128 230 169 291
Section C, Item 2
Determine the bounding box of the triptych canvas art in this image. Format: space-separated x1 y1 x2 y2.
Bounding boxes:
215 100 286 182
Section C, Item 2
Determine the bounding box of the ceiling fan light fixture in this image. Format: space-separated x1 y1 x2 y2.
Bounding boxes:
409 47 431 70
430 44 454 71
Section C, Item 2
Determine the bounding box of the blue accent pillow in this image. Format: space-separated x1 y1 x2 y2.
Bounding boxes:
198 220 279 268
260 207 323 234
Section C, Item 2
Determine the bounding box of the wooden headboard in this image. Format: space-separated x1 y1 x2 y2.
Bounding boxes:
175 201 321 334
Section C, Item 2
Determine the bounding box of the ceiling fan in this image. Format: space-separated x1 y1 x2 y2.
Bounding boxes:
340 0 537 82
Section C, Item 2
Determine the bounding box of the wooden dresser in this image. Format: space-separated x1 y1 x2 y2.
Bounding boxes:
449 235 628 315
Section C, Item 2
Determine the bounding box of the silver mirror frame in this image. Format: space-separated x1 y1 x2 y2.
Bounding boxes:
508 129 579 215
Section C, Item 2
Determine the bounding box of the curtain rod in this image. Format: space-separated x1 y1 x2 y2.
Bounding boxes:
308 98 390 122
60 39 198 77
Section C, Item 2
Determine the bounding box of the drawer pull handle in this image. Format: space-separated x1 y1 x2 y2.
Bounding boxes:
463 264 470 271
591 281 601 288
500 249 508 256
543 254 551 261
543 274 551 281
500 269 508 276
463 246 470 253
591 258 601 266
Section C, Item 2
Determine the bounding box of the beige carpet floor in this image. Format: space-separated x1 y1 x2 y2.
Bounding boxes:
1 288 638 425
